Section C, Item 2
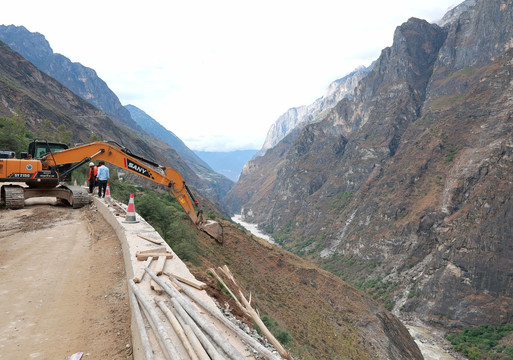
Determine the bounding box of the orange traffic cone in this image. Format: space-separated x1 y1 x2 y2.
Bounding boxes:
105 183 112 202
123 194 139 223
84 180 87 187
73 178 78 186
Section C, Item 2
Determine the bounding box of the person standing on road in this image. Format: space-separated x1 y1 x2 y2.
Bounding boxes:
97 161 110 198
88 162 98 194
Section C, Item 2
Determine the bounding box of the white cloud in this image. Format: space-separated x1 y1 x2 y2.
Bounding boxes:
0 0 458 151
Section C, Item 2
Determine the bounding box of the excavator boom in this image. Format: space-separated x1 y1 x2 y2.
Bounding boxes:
46 141 223 243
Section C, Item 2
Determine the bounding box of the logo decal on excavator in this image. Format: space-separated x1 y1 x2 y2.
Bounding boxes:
124 158 150 178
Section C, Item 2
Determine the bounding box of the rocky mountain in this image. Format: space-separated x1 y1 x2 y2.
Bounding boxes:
0 37 423 360
125 104 234 200
0 25 140 131
259 65 372 156
438 0 478 26
225 0 513 331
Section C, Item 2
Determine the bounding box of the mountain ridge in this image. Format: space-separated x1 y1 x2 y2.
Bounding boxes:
258 65 372 156
225 0 513 330
0 24 141 131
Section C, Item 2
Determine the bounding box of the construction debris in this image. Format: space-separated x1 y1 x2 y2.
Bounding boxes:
163 271 207 290
137 233 164 245
154 255 167 276
146 268 245 360
128 291 154 360
133 256 154 283
150 279 163 295
136 251 173 261
129 279 181 359
155 299 202 360
168 273 282 360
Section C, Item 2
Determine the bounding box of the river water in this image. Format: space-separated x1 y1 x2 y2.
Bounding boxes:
231 214 275 244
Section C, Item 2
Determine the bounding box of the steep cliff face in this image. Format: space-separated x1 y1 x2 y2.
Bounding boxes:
259 66 371 155
228 17 446 217
0 25 140 131
226 0 513 328
438 0 478 27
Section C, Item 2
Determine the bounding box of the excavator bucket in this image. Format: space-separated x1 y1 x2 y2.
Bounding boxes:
199 220 224 244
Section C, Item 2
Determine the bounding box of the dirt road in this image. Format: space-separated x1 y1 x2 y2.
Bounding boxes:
0 199 132 360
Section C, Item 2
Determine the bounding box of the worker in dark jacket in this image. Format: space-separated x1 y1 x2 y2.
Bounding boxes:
88 162 98 194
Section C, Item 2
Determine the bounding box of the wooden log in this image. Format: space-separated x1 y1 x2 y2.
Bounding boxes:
170 297 224 360
218 266 293 360
136 252 173 261
137 246 167 254
146 268 245 360
163 271 207 290
154 255 167 276
137 233 164 245
128 279 180 360
208 268 247 316
166 278 183 292
155 299 201 360
170 275 281 360
174 314 210 360
150 279 163 295
133 257 154 283
128 291 154 360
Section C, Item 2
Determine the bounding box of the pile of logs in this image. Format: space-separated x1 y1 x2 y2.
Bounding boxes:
129 248 291 360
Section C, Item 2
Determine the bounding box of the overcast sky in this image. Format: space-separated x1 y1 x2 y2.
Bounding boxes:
1 0 459 151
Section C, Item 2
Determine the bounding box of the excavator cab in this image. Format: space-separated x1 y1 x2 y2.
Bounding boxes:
27 141 73 182
28 141 69 159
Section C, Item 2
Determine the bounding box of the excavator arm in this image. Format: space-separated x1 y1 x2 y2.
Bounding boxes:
43 141 223 243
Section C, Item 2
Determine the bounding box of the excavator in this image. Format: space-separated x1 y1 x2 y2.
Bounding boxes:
0 140 224 243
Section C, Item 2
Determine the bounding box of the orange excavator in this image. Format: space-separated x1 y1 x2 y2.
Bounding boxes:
0 140 223 243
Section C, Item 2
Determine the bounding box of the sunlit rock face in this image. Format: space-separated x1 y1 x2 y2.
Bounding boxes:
225 0 513 328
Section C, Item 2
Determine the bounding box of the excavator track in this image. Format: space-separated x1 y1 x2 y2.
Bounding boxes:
50 185 90 208
2 185 25 209
68 186 90 208
1 185 90 209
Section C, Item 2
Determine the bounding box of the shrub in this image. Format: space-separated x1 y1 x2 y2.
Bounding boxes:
0 114 31 155
110 182 200 263
255 314 294 347
446 324 513 359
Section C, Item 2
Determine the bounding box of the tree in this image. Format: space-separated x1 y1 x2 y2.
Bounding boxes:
0 114 31 154
56 124 72 145
89 132 100 143
36 119 54 141
36 120 73 145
